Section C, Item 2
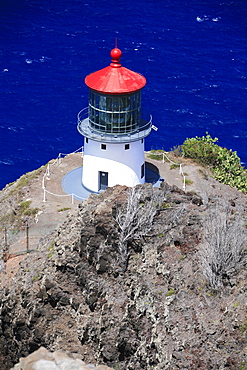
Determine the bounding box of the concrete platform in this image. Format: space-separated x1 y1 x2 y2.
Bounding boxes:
62 165 164 201
62 167 96 201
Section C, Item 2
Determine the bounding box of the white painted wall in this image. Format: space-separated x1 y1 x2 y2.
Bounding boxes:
82 138 145 192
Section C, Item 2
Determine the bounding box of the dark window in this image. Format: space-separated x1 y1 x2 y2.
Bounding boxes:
141 163 145 179
125 144 130 150
101 144 106 150
85 138 88 143
99 171 108 190
141 138 144 144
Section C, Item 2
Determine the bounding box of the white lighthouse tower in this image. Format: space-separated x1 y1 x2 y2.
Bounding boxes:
77 46 152 193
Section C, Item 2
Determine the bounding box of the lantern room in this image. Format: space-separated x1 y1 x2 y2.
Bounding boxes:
87 91 140 135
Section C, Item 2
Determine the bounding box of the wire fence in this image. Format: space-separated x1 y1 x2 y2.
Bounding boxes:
0 221 42 264
148 151 186 191
42 147 186 203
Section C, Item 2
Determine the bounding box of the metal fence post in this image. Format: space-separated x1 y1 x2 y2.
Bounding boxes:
26 219 29 253
46 163 50 179
4 226 7 249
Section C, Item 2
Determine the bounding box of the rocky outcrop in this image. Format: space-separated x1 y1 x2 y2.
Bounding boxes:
11 347 113 370
0 183 246 369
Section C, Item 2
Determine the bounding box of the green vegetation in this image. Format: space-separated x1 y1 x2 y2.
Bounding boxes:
32 274 41 282
20 200 32 211
166 288 175 297
22 208 39 216
19 201 39 216
19 201 39 218
197 168 208 180
48 242 55 258
239 363 246 370
57 207 71 212
169 163 180 170
0 199 39 228
148 149 166 161
161 202 172 209
8 167 45 196
239 321 247 333
184 178 193 185
182 133 247 193
0 165 44 226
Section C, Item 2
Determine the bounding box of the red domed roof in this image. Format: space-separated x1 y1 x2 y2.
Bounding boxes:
85 47 146 94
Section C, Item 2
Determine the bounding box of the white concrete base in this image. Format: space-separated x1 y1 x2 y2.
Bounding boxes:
62 165 164 201
82 138 145 192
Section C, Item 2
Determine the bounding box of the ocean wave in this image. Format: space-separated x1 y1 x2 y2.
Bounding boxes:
0 160 13 166
7 126 18 132
25 56 51 64
196 15 221 22
176 109 193 115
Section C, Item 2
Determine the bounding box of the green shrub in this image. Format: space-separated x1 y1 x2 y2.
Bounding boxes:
19 201 39 216
182 133 247 193
148 150 166 161
23 208 39 216
19 200 32 212
170 163 180 170
57 207 71 212
166 288 175 297
239 321 247 333
32 274 41 282
182 133 219 166
185 178 193 185
48 242 55 258
9 167 44 196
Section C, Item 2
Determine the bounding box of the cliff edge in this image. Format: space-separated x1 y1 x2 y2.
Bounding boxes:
0 154 246 369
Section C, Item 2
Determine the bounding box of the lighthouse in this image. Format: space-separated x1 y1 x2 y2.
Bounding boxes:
77 46 152 193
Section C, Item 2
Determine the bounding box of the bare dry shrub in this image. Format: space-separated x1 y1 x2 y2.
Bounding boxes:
200 202 247 290
116 186 163 271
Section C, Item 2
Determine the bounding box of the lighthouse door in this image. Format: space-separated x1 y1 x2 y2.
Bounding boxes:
99 171 108 190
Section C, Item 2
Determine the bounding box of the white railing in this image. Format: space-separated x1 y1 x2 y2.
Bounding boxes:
42 147 186 204
77 107 153 143
148 151 186 191
42 146 85 204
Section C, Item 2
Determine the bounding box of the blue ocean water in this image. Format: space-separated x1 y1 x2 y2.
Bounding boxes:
0 0 246 190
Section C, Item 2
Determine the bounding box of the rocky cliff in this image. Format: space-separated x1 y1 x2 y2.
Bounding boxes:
0 181 246 369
